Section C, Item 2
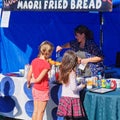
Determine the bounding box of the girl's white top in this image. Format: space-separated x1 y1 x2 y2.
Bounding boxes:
61 70 83 98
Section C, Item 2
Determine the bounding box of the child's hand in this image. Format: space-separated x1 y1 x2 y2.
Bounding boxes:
30 77 35 83
27 81 31 88
81 80 87 84
81 83 86 89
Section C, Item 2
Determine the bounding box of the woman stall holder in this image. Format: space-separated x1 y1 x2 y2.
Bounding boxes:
56 25 104 77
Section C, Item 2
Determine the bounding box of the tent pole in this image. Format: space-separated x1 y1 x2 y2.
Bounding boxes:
99 12 104 50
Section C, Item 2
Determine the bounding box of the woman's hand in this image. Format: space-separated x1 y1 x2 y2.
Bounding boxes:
56 46 62 52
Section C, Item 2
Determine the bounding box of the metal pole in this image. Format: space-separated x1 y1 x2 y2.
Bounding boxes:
99 12 104 50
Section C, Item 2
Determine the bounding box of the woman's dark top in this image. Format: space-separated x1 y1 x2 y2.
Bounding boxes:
69 39 104 76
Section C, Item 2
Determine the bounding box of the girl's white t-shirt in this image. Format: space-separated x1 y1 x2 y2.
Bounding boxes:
61 70 83 98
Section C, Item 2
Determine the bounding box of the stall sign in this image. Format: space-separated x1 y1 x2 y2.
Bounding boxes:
3 0 112 11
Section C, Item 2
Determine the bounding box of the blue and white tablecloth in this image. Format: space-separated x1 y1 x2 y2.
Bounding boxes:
0 74 63 120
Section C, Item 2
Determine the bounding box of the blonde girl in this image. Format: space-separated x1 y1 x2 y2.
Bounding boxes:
27 41 54 120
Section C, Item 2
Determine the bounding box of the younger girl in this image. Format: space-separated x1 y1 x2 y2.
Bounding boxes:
27 41 54 120
57 50 86 120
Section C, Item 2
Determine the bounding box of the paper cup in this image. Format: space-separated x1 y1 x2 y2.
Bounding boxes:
19 69 25 77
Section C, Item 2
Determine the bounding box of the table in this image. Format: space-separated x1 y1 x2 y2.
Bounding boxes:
84 89 120 120
0 74 63 120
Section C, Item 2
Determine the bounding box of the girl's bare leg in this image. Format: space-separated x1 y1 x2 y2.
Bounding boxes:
37 101 48 120
32 100 38 120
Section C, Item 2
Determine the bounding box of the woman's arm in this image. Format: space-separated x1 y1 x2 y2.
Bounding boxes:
81 56 103 64
81 40 104 64
56 42 71 52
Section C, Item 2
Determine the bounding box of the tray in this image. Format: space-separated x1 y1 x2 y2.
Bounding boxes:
89 88 115 94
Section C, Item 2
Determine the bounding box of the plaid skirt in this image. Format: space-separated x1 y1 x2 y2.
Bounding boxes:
57 96 85 118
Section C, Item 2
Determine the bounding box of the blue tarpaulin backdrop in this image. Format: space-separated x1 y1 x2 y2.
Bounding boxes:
0 0 120 73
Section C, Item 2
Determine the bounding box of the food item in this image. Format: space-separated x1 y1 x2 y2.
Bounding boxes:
48 58 61 66
55 61 61 66
48 58 55 65
87 80 93 86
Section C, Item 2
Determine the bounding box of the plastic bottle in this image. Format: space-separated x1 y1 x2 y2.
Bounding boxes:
24 64 30 78
106 79 111 89
98 72 102 80
97 72 102 88
49 65 56 82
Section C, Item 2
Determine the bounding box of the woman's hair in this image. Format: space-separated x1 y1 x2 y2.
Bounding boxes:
74 25 94 40
38 40 54 58
59 50 78 84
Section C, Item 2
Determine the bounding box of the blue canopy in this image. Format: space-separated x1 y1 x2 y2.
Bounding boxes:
0 0 120 73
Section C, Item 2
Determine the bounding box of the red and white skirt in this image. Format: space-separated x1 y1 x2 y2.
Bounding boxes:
57 96 85 118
